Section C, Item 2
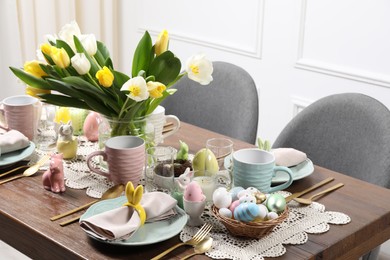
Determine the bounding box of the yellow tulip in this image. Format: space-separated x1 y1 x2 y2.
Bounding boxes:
25 86 50 98
96 66 114 87
51 47 70 68
40 43 52 56
147 81 166 98
155 30 169 56
24 60 47 78
54 107 71 124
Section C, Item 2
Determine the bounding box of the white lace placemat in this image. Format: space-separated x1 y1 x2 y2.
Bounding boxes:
180 191 351 260
34 136 114 198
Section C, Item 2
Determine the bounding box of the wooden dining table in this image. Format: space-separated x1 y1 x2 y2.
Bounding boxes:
1 122 390 260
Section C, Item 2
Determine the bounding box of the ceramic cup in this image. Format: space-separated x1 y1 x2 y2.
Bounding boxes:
233 148 293 193
183 195 206 227
0 95 41 140
147 105 180 145
86 136 145 185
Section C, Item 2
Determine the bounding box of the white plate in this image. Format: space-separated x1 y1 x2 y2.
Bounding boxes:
272 159 314 184
80 196 188 246
0 142 35 167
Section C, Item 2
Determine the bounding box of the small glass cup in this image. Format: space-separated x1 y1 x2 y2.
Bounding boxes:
35 104 57 151
145 146 177 194
193 138 233 202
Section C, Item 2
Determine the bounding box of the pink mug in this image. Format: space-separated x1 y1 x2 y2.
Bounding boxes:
0 95 41 140
86 136 145 185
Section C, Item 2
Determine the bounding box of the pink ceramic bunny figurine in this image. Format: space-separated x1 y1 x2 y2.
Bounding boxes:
174 167 194 192
42 153 65 193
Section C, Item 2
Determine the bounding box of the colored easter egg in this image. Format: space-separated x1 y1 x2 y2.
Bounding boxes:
213 187 232 209
246 187 260 195
83 112 100 142
219 208 233 218
237 189 252 199
233 202 260 222
239 194 256 204
266 194 286 213
229 200 241 214
184 181 204 202
267 211 279 220
229 186 244 201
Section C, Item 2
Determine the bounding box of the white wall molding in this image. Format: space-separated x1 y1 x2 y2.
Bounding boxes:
137 0 264 59
295 0 390 88
291 95 313 117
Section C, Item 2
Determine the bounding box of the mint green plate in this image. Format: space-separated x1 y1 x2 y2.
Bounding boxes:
0 142 35 167
272 159 314 184
80 196 188 246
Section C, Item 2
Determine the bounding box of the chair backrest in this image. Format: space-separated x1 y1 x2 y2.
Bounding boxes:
273 93 390 188
161 61 259 144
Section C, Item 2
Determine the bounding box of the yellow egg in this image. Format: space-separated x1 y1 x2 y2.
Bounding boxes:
192 148 219 177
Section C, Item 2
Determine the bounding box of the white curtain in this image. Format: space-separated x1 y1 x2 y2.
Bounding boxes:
0 0 119 100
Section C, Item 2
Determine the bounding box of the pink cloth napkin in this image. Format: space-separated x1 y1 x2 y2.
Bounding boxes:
272 148 307 167
80 192 177 241
0 130 29 155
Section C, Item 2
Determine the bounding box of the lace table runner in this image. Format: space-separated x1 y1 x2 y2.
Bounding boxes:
180 192 351 259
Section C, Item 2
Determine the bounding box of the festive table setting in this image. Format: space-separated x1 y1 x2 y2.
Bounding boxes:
1 20 390 260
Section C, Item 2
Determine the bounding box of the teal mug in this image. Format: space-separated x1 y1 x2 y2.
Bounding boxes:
233 148 293 193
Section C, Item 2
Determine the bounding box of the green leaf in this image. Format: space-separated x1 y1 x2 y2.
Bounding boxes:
112 70 130 88
46 78 83 98
56 39 75 58
42 53 55 65
73 35 99 75
105 58 113 69
39 94 91 110
95 41 111 68
148 51 181 85
9 67 51 90
132 31 153 77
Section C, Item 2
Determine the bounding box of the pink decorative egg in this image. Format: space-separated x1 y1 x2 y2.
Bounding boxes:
184 181 204 202
229 200 241 214
83 112 100 142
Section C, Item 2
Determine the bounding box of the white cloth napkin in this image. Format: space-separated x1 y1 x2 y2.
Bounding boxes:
272 148 307 167
80 192 178 241
0 130 30 155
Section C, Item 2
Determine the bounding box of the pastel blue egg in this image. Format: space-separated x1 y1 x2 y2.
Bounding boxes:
233 202 260 222
229 186 244 201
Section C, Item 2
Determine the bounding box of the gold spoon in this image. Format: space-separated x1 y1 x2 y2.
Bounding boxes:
51 184 125 222
180 237 213 260
293 183 344 205
0 155 50 185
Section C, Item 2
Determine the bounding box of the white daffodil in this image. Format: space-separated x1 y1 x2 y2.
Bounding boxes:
185 54 213 85
71 53 91 75
121 76 149 102
80 34 97 56
58 20 81 52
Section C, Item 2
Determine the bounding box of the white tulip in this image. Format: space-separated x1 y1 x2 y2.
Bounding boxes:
186 54 213 85
121 76 149 102
71 53 91 75
58 21 81 52
80 34 97 56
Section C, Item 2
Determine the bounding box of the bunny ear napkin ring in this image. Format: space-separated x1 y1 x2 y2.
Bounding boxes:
123 182 146 225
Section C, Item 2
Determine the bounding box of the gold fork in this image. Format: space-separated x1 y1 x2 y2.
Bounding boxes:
0 155 50 185
151 223 213 260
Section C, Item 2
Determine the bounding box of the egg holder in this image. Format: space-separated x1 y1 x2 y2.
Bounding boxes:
211 205 289 239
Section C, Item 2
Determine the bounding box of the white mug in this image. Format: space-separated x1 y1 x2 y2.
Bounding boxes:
147 105 180 144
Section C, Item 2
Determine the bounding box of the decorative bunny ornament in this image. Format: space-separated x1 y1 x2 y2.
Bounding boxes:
42 153 65 193
175 167 194 192
123 182 146 225
56 121 78 159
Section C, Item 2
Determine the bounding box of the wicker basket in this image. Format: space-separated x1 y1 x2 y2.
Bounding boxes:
212 205 289 239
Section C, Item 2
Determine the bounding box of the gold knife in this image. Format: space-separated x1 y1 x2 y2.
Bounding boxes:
285 177 334 202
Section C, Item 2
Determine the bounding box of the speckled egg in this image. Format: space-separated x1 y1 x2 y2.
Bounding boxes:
229 186 244 201
266 194 286 213
233 202 260 222
213 187 232 209
184 181 204 202
239 194 256 204
237 189 252 199
219 207 233 218
246 187 260 195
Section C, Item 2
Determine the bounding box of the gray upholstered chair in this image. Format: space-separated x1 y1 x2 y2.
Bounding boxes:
273 93 390 260
161 61 258 144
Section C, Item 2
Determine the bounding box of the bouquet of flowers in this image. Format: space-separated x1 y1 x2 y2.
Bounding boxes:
10 21 213 137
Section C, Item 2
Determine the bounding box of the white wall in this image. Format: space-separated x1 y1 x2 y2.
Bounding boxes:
2 0 390 144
